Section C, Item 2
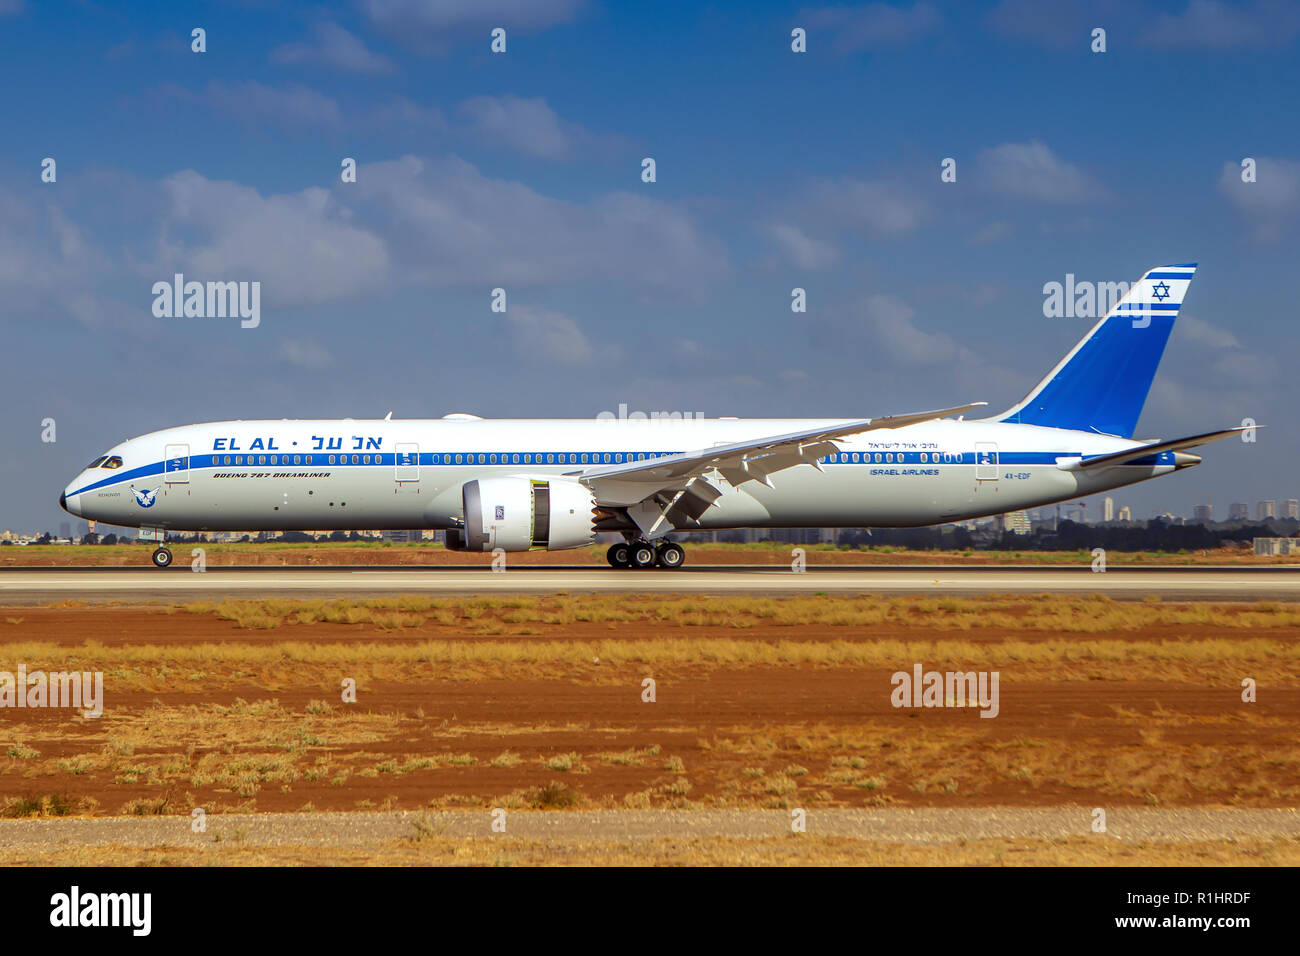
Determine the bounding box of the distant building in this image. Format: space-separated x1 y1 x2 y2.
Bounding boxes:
1257 500 1277 520
1254 538 1300 556
382 530 424 543
1118 506 1132 522
1285 500 1300 520
1193 504 1213 523
1103 497 1114 522
1229 502 1249 521
1001 510 1032 534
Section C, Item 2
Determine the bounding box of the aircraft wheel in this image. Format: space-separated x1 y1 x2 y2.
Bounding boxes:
656 542 685 569
151 547 173 569
606 542 632 568
630 542 658 569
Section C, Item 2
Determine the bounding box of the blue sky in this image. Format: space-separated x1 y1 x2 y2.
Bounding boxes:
3 0 1298 531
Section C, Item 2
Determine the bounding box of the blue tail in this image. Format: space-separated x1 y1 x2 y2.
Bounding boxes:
993 264 1196 438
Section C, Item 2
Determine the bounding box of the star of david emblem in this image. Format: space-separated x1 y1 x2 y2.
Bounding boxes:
1151 281 1170 301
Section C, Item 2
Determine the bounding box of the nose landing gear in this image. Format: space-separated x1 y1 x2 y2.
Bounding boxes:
605 539 686 569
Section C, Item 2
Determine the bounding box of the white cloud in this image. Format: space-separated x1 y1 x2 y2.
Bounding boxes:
354 154 728 289
506 305 595 364
805 177 927 238
804 2 942 53
166 81 344 130
976 140 1106 204
277 338 335 369
272 23 394 73
862 294 972 367
1143 0 1300 49
1178 314 1241 350
763 224 840 270
363 0 583 48
1218 156 1300 242
458 95 575 160
154 171 390 306
968 220 1012 246
0 190 122 329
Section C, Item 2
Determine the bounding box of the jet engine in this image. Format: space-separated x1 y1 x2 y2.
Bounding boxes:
453 477 597 552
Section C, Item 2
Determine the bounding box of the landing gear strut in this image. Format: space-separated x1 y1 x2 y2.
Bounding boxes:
606 539 686 569
151 546 173 569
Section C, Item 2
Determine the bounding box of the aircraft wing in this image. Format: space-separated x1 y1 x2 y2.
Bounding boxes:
579 402 986 535
1066 426 1253 471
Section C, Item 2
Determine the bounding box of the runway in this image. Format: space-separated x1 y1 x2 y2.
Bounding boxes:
2 808 1297 849
0 564 1297 601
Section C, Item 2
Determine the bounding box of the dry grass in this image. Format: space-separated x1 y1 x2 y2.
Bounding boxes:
0 835 1296 866
178 593 1300 634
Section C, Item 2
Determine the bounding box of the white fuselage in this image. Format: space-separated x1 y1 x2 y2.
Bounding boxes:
61 416 1186 538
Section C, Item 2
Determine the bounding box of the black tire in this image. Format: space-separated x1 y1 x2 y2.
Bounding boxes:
151 547 173 569
607 542 632 568
630 542 658 569
656 542 685 569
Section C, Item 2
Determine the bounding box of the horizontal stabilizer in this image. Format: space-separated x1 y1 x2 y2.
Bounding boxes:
1066 426 1253 471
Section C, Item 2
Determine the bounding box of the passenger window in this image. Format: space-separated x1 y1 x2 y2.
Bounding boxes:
547 454 554 464
305 455 311 465
235 456 243 465
102 456 123 469
224 455 231 465
328 455 336 465
259 455 266 465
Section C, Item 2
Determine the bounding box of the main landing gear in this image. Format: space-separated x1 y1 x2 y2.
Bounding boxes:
151 546 173 569
606 539 685 569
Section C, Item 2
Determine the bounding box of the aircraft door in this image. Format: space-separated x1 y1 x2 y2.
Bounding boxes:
395 443 420 483
164 444 190 483
975 443 999 481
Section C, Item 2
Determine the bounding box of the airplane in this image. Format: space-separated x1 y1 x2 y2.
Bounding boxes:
60 263 1246 570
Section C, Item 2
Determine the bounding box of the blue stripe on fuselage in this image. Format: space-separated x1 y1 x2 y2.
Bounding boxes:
66 448 1176 497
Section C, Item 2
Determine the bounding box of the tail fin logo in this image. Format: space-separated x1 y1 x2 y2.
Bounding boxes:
1151 281 1170 300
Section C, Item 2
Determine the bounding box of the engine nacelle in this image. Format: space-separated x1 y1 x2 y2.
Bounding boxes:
460 477 596 552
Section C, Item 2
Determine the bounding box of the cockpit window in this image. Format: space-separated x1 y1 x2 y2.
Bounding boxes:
86 456 108 469
101 456 124 469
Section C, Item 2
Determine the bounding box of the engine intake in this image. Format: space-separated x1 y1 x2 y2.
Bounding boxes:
460 477 596 552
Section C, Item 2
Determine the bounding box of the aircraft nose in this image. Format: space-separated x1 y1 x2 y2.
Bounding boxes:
60 488 82 517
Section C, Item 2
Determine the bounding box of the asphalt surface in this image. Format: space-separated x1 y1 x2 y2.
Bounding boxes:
0 808 1296 848
0 565 1297 600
